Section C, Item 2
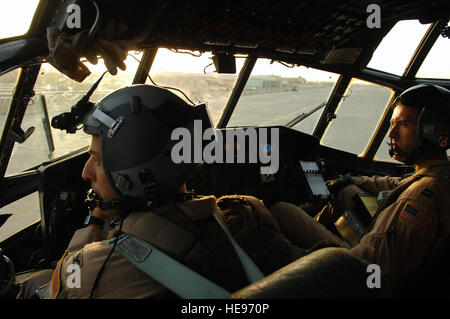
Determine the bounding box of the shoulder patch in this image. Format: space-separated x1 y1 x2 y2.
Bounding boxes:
399 203 432 231
50 250 68 299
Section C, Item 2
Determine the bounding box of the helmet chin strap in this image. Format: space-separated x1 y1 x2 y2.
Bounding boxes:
85 189 149 214
84 189 195 214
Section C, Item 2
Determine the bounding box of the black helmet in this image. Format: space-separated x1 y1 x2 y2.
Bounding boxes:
395 83 450 152
81 84 211 209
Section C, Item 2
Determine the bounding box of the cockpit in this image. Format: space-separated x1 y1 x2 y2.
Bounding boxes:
0 0 449 301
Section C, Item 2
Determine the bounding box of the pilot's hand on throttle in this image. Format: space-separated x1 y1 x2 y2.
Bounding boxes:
325 173 353 194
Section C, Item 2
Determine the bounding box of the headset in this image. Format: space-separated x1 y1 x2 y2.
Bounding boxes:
388 83 450 164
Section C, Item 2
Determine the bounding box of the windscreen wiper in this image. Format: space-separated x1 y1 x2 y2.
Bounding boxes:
285 101 327 128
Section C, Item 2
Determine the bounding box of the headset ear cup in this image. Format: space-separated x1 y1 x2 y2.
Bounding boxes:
419 107 450 151
398 83 450 153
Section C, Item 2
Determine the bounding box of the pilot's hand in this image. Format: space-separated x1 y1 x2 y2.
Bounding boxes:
82 19 131 75
85 208 106 231
46 18 147 81
325 173 353 194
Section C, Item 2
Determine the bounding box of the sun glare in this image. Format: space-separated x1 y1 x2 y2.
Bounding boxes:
0 0 40 39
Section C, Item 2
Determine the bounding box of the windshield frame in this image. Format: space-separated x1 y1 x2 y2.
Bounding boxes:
0 65 41 178
0 15 450 181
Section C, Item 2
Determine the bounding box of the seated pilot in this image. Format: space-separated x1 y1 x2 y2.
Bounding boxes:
18 84 305 299
270 84 450 291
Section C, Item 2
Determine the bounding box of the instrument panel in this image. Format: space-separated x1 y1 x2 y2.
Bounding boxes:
187 126 330 210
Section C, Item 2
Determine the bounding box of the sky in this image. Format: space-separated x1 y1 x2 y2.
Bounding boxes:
150 50 340 82
0 1 448 81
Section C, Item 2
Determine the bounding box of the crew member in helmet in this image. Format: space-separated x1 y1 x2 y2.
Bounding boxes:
18 84 304 299
270 83 450 291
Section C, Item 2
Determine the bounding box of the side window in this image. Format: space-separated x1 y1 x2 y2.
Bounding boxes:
0 192 40 242
367 20 431 76
0 69 20 136
0 0 39 39
375 130 396 162
321 79 393 155
6 53 142 176
416 21 450 79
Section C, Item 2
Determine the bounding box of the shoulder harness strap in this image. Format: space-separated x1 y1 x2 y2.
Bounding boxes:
104 200 264 298
103 234 230 298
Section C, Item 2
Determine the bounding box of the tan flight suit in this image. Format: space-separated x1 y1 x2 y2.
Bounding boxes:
335 175 401 214
19 195 303 299
350 160 450 288
271 159 450 289
269 175 401 250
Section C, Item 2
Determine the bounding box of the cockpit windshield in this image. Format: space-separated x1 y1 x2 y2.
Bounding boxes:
0 0 39 39
367 20 431 76
227 59 339 134
145 48 245 126
416 21 450 79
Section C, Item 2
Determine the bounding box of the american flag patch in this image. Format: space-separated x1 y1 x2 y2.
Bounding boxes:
399 204 432 230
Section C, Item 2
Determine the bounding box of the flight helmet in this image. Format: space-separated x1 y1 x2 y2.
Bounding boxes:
81 84 211 210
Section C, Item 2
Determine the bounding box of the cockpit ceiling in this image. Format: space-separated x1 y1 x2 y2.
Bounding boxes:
35 0 450 74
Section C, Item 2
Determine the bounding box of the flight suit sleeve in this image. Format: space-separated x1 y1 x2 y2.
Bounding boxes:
350 179 439 288
350 175 401 194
